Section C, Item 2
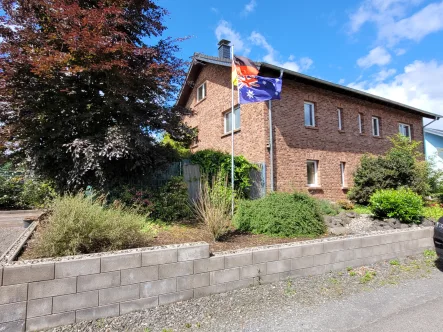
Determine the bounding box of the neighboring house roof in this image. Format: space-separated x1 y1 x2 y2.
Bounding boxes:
177 53 441 120
424 128 443 137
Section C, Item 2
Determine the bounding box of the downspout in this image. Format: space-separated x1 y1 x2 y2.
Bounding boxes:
422 116 440 159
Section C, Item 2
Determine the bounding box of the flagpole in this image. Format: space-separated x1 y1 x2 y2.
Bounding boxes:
269 100 274 192
231 45 235 215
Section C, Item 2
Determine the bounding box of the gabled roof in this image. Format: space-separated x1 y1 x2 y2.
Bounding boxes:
177 53 440 120
425 128 443 137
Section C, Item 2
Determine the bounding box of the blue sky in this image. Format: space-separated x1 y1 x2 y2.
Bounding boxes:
161 0 443 128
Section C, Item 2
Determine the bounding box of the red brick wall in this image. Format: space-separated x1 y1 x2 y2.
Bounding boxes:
183 63 424 201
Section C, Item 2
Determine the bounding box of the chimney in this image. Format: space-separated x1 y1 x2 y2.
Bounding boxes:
218 39 231 59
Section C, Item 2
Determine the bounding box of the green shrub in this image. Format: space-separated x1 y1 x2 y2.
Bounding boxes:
348 134 431 205
234 192 326 237
32 193 152 258
369 188 423 223
0 176 24 208
20 179 56 208
317 199 340 216
337 199 354 210
423 204 443 221
190 149 257 198
193 174 233 241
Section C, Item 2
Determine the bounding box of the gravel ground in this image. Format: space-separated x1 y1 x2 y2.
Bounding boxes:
46 251 439 332
0 227 25 257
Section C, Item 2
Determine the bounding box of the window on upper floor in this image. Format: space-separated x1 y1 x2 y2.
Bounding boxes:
224 107 241 134
399 123 411 140
372 116 380 137
358 113 364 134
307 160 318 186
197 82 206 102
337 108 343 130
304 102 315 127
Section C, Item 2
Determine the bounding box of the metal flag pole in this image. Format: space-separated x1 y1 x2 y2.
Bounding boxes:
231 45 235 215
269 100 274 192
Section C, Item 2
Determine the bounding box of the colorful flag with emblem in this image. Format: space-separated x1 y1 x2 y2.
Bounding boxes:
232 55 259 86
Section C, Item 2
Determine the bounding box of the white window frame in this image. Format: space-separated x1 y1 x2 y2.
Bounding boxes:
224 107 241 134
197 82 206 102
399 123 411 140
307 160 318 187
372 116 380 137
304 102 315 127
358 113 363 134
338 108 343 130
340 162 346 187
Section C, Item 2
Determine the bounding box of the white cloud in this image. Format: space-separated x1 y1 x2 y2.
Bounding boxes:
348 60 443 125
215 20 248 54
357 46 392 68
374 68 397 81
338 78 346 84
210 7 219 14
249 31 313 72
243 0 257 15
395 48 406 55
349 0 443 46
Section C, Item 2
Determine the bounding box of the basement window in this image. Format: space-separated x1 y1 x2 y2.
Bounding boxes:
307 160 318 186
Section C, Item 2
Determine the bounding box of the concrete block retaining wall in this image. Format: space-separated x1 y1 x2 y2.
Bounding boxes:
0 228 434 332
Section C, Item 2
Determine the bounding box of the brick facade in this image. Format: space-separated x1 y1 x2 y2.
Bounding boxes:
183 62 424 201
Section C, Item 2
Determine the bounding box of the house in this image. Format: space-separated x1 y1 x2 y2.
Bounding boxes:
424 127 443 171
177 40 440 200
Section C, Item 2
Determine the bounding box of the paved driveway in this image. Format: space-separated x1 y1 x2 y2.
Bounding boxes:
0 210 41 257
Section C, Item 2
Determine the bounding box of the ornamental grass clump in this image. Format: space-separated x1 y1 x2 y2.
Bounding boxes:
32 193 152 258
234 192 327 237
369 188 424 223
193 175 233 241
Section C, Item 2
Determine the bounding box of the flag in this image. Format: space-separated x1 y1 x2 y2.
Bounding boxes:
238 75 282 104
232 55 259 86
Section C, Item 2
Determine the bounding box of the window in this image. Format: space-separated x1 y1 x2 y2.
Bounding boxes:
197 82 206 102
358 113 364 134
337 108 343 130
307 160 318 186
340 162 346 187
191 127 198 147
372 117 380 137
224 107 241 133
399 123 411 140
304 102 315 127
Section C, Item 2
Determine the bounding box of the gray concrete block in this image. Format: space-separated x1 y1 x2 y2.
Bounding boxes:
225 278 254 292
55 257 100 278
0 302 26 323
417 237 434 248
267 259 291 274
210 268 240 285
53 291 98 313
101 252 141 272
254 273 279 285
354 246 375 260
279 245 303 260
253 249 279 264
140 278 176 298
142 248 177 266
343 237 362 250
0 284 27 305
120 297 158 315
372 244 391 256
313 250 354 266
0 320 25 332
27 298 52 318
28 277 76 300
121 266 159 285
287 265 326 278
396 231 413 242
26 312 75 331
301 242 324 256
76 304 119 322
411 228 428 240
323 240 345 253
193 284 227 298
326 261 346 272
2 263 54 286
224 253 253 268
77 271 120 292
377 233 398 245
177 273 210 291
177 244 209 261
240 264 267 279
291 255 314 270
194 257 224 273
99 284 139 305
158 261 193 279
159 290 193 305
361 234 384 247
0 267 2 286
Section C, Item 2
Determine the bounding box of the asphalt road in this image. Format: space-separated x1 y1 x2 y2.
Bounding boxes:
245 270 443 332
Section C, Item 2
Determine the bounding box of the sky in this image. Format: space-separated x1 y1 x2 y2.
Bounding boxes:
160 0 443 128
